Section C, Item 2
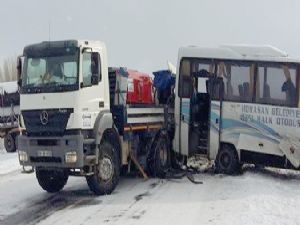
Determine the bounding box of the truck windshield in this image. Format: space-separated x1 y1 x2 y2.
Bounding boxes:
22 47 79 93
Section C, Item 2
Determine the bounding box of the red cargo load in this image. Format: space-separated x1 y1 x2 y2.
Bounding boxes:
126 70 154 105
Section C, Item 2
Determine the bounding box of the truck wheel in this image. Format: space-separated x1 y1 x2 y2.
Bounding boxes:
36 168 69 193
147 132 170 178
86 142 120 195
215 144 240 175
4 133 16 153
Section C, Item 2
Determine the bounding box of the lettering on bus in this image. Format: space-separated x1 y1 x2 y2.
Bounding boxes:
240 104 300 128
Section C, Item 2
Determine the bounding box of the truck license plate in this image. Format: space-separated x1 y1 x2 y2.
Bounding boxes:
38 150 52 157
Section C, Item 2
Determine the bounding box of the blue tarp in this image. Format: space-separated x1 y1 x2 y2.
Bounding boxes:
152 70 175 91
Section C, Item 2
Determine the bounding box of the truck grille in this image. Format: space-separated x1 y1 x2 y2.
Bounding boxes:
22 109 73 137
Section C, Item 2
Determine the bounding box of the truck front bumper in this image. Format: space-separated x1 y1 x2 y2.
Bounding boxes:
17 134 84 168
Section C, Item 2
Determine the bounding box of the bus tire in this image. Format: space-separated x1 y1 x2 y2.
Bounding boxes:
86 142 120 195
4 133 17 153
36 168 69 193
215 144 240 175
147 131 170 178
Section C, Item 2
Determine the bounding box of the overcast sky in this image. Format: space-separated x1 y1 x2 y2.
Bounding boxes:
0 0 299 73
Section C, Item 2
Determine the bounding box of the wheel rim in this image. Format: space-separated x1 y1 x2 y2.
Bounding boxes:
7 139 12 148
6 135 13 150
220 152 231 169
158 142 168 166
98 156 114 181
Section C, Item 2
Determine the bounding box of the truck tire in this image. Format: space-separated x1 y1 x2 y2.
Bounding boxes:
86 142 120 195
215 144 240 175
4 133 17 153
36 168 69 193
147 132 170 178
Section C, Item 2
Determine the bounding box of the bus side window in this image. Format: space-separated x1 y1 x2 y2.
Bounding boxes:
282 65 297 106
256 65 297 107
179 59 215 98
224 63 253 102
179 59 192 98
217 62 231 99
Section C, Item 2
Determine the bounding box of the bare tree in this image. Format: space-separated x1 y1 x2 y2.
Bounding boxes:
0 56 17 82
9 57 17 81
0 66 3 82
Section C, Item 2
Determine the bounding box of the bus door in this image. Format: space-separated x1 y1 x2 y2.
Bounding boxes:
188 76 210 156
207 77 223 159
180 74 209 156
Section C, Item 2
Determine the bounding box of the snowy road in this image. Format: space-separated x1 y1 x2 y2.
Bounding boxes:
1 150 300 225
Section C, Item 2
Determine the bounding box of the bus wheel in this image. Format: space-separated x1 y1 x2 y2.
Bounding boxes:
86 142 120 195
215 144 240 175
147 132 170 178
4 133 17 153
36 168 69 193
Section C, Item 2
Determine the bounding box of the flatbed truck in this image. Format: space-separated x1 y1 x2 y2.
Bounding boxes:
17 40 172 194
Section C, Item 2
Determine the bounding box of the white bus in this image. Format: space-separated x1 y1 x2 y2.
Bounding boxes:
174 45 300 174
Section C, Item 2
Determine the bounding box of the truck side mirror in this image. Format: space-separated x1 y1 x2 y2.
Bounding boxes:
17 79 22 87
91 52 101 85
91 74 99 85
91 53 99 73
17 56 23 87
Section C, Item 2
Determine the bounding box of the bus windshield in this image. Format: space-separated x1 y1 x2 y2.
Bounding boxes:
22 47 79 93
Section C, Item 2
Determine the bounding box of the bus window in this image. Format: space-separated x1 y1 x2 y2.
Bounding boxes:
217 62 230 98
256 64 297 107
178 59 192 98
178 59 214 98
223 63 254 102
191 60 215 77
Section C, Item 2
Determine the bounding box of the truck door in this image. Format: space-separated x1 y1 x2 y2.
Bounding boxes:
80 49 106 129
207 77 223 159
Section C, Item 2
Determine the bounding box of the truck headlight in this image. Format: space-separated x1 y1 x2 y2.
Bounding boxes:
19 151 28 162
65 151 77 163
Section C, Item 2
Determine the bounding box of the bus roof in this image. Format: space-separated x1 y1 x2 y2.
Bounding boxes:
178 45 300 64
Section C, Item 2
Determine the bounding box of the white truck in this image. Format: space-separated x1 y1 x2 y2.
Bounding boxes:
17 40 172 195
0 81 22 152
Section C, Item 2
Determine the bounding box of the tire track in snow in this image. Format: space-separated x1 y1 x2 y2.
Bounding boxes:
97 180 165 224
0 189 101 225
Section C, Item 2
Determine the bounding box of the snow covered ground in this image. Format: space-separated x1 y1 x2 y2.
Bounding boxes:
0 145 300 225
0 140 20 176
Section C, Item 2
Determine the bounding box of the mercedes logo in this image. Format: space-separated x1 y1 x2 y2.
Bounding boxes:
40 111 49 125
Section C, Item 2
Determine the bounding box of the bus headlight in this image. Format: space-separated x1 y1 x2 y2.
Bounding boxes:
65 151 77 163
19 151 28 162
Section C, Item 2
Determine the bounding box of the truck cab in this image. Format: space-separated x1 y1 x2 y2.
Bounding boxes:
17 40 169 195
